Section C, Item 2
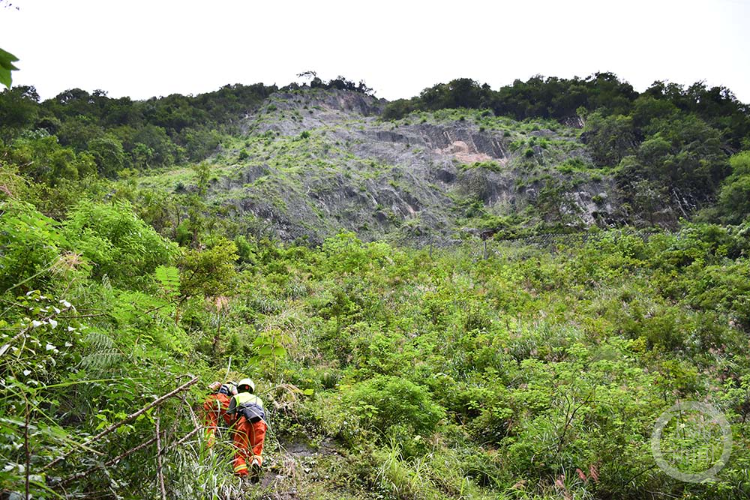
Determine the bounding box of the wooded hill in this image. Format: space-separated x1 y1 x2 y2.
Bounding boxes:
1 74 749 499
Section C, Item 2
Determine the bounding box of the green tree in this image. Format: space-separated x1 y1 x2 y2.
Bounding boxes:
346 375 445 437
0 199 62 291
192 162 211 196
717 151 750 223
74 151 97 178
583 112 636 167
56 118 105 150
180 126 221 160
9 133 76 184
88 135 126 177
0 85 38 139
643 115 726 199
178 238 238 298
631 94 678 128
133 124 175 167
132 142 154 169
49 147 78 184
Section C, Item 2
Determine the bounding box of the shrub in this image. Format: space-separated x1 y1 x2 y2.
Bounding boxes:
346 376 445 437
63 200 178 289
462 160 502 173
0 200 63 291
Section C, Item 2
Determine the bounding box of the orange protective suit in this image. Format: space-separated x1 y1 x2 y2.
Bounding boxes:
232 416 267 476
202 393 231 448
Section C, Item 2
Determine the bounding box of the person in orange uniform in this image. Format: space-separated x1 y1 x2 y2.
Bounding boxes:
226 378 267 479
202 381 236 448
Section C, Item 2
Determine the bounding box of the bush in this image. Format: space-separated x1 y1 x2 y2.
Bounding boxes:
63 200 178 288
346 376 445 437
0 200 63 291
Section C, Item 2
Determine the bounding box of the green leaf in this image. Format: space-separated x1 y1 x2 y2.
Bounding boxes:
258 345 273 356
0 48 19 88
0 48 19 70
303 388 314 396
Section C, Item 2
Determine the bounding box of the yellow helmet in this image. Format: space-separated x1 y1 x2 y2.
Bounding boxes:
237 378 255 393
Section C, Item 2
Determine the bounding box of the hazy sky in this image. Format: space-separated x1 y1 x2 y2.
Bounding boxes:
2 0 750 102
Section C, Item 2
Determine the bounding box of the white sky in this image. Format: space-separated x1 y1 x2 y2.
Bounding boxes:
2 0 750 103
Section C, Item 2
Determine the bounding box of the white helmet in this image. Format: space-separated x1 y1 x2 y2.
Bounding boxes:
237 378 255 393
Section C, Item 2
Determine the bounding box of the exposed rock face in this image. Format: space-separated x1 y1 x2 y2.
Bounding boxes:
207 89 630 244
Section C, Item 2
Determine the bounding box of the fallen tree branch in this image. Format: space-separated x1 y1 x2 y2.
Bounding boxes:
166 425 203 452
59 436 158 486
45 375 199 471
59 425 205 487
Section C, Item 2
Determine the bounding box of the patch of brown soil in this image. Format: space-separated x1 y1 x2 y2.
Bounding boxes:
435 140 494 163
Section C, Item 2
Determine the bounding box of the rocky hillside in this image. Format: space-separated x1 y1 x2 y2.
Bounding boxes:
140 88 664 244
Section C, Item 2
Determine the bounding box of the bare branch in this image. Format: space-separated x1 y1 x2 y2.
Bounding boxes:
155 415 166 500
166 425 203 452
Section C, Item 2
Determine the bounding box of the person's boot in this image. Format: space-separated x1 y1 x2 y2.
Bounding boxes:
250 458 262 484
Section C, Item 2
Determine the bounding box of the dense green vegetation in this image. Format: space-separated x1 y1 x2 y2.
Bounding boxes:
0 83 277 181
1 75 750 499
2 194 749 498
384 74 750 149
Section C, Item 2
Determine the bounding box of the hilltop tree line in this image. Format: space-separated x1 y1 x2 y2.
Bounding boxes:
383 73 750 148
0 83 277 182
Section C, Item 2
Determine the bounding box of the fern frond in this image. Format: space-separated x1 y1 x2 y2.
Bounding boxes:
83 331 115 350
80 349 122 369
155 265 180 299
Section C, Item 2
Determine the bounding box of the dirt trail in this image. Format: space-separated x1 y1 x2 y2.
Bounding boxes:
229 439 339 499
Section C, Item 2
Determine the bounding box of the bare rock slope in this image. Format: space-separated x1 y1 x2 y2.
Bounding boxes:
206 89 629 244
